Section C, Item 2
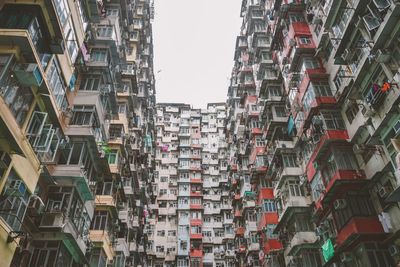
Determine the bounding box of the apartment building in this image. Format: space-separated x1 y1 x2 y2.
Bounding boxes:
0 0 156 266
226 0 400 266
148 103 235 267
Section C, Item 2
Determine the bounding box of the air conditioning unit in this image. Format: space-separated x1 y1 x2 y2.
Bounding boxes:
353 144 367 154
4 180 27 197
378 186 389 198
288 38 296 47
389 245 400 256
13 63 43 87
334 199 347 210
340 252 352 262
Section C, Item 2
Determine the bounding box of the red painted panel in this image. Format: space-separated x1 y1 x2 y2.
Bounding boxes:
336 217 384 246
190 219 203 226
190 233 203 239
258 213 279 230
190 250 203 257
291 22 311 36
190 204 203 210
314 96 337 106
263 239 283 253
251 128 262 135
236 227 245 235
259 188 274 199
307 130 349 182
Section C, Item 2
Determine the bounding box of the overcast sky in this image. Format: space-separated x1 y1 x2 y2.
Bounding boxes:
153 0 243 109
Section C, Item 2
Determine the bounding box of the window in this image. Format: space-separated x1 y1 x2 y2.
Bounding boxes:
255 138 265 147
180 241 188 250
311 172 325 201
91 211 110 230
156 246 164 253
250 120 259 129
89 248 107 267
76 0 88 30
0 170 29 231
29 241 67 267
47 58 67 110
345 103 360 123
282 154 297 167
106 149 118 164
275 106 286 117
71 105 98 126
265 224 278 239
80 75 102 91
159 189 167 195
302 57 320 69
157 230 165 236
299 36 311 44
118 103 127 114
178 258 189 267
191 226 202 234
90 49 108 63
0 55 34 125
97 25 113 38
168 230 176 236
321 111 346 130
333 195 375 230
301 250 322 267
106 9 118 16
289 13 305 23
312 82 333 96
263 200 276 212
63 18 78 63
288 180 302 197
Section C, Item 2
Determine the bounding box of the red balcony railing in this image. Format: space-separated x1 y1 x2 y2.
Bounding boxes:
336 217 384 247
319 170 366 206
306 130 350 181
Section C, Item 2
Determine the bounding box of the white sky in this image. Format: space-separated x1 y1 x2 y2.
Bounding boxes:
153 0 243 108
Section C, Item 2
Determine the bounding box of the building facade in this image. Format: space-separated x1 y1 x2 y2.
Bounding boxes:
0 0 156 266
226 0 400 267
2 0 400 266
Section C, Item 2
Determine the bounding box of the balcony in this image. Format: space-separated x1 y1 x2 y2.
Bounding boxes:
318 169 366 206
306 130 350 181
51 165 95 201
95 195 116 211
190 190 203 197
277 194 312 223
235 227 245 236
336 217 384 247
284 231 318 257
243 199 256 209
248 242 260 251
115 238 130 258
190 204 203 210
89 230 115 261
190 249 203 257
190 233 202 239
37 212 89 259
